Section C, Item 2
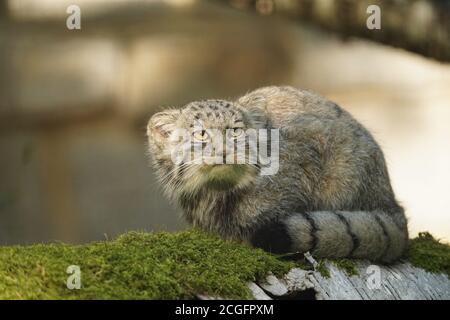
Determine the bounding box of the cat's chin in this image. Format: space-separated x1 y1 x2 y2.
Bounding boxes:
200 164 256 191
176 164 257 194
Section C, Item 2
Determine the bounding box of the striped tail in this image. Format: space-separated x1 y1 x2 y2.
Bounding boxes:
251 210 409 263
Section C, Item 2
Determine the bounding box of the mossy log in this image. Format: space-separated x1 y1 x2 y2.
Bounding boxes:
0 231 448 300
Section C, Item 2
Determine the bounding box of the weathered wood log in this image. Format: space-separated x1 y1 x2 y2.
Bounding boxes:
196 248 450 300
215 0 450 62
248 259 450 300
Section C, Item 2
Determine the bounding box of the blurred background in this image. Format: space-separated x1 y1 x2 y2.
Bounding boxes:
0 0 449 245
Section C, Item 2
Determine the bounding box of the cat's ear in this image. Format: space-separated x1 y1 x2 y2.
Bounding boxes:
147 109 181 142
245 107 269 128
237 94 269 128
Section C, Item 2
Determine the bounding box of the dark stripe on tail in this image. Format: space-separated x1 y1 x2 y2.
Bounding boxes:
373 213 391 259
301 212 318 253
335 211 360 256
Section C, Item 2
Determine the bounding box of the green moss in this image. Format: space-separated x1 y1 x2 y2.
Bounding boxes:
313 259 357 278
0 230 294 300
316 260 330 278
407 232 450 278
331 259 358 276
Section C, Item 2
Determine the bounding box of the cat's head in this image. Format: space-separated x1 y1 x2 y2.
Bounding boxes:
147 99 268 195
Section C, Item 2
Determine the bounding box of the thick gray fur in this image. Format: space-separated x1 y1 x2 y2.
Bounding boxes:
146 86 408 263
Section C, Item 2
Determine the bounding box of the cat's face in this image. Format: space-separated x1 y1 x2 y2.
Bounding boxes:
147 99 266 195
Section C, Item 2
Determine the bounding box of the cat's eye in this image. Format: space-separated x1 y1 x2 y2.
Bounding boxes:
229 128 244 139
193 130 209 141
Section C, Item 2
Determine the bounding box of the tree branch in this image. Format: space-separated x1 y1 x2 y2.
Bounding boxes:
215 0 450 62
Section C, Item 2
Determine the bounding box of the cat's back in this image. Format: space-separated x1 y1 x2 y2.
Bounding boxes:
237 86 350 128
